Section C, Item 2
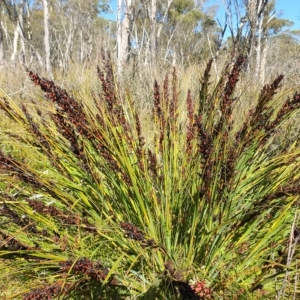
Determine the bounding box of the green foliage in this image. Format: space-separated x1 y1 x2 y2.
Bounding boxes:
0 53 300 299
266 18 294 35
168 0 204 26
262 0 293 35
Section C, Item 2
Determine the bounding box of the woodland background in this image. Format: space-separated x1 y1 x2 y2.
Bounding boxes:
0 0 299 83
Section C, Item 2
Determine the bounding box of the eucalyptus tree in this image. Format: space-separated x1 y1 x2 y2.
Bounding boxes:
117 0 133 74
157 0 218 65
120 0 218 69
222 0 293 83
2 0 30 64
39 0 112 72
0 0 112 72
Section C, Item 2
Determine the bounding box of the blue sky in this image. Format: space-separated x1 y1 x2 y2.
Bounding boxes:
103 0 300 32
276 0 300 30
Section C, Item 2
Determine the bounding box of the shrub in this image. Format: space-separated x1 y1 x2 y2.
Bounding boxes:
0 52 300 299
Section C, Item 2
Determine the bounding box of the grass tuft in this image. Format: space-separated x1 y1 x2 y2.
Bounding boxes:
0 53 300 299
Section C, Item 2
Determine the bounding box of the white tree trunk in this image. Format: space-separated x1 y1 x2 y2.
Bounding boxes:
259 12 275 84
18 0 26 64
0 23 4 67
11 25 19 63
117 0 123 74
255 9 264 78
11 0 26 64
149 0 156 64
80 30 84 63
246 0 269 71
246 0 257 61
64 26 74 70
43 0 53 78
0 3 5 67
117 0 133 75
123 0 133 59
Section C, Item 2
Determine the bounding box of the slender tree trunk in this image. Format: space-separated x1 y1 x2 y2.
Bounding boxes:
0 21 4 67
64 26 74 71
120 2 129 61
255 11 263 77
156 0 173 40
11 0 26 64
259 10 275 84
35 49 44 68
18 0 26 64
25 0 32 42
246 0 268 71
117 0 123 74
0 33 4 67
149 0 156 64
11 25 19 63
122 0 133 60
43 0 53 78
80 30 84 63
117 0 133 75
246 0 257 63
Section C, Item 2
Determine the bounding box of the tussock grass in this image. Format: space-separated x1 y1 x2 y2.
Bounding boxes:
0 52 300 299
